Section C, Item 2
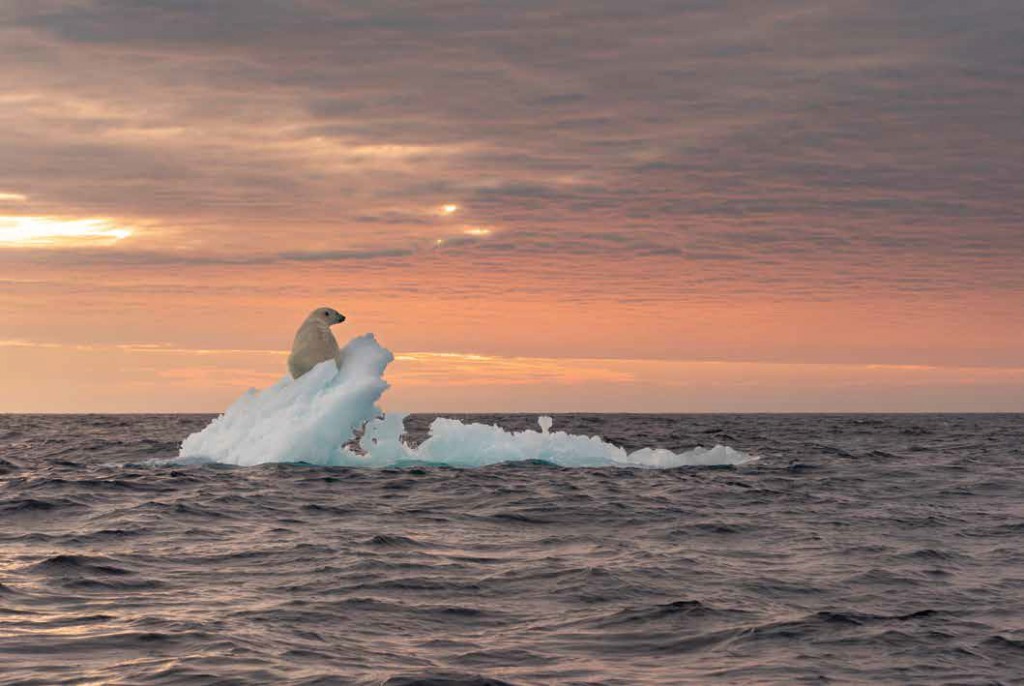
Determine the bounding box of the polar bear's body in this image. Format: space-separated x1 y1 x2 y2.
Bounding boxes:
288 307 346 379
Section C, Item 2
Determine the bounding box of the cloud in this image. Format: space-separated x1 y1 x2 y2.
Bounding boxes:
0 0 1021 313
0 244 419 267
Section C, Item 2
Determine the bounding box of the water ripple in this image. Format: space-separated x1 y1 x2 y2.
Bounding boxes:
1 413 1023 684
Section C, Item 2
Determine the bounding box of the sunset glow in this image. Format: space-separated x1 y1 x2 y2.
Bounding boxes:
0 1 1021 412
0 216 133 246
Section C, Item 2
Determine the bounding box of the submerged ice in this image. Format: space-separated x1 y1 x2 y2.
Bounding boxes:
179 334 754 468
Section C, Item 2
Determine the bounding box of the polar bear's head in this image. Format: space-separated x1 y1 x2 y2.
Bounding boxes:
310 306 346 325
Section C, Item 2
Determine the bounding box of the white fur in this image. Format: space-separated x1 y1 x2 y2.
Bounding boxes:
288 307 345 379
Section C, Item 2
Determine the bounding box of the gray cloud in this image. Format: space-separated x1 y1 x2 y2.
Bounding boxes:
0 0 1022 300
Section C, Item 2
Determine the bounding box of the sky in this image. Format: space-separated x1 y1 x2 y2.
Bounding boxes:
2 0 1023 413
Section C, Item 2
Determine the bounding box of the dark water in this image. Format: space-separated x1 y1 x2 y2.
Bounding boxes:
2 414 1023 685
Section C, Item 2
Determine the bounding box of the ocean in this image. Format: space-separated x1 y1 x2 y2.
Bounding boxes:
1 413 1023 685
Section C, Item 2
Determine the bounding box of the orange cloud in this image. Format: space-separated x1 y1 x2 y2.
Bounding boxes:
1 2 1022 411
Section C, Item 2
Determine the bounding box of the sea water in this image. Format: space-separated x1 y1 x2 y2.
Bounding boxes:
3 412 1023 684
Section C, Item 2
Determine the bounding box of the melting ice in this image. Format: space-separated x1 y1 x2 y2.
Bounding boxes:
179 334 754 468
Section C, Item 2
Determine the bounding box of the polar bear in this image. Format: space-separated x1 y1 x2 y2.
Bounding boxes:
287 306 346 379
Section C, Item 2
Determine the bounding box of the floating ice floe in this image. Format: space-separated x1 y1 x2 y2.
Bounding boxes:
179 334 754 469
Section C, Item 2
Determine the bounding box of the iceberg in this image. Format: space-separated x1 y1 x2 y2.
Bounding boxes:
179 334 754 469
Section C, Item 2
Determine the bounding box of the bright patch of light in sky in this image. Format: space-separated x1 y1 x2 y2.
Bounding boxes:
0 216 133 245
440 204 459 215
463 226 492 236
0 192 28 202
